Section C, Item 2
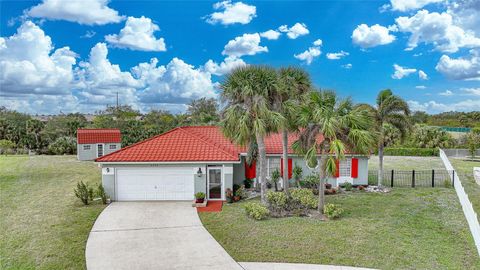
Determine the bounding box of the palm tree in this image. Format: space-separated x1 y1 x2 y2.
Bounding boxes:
220 66 284 203
358 89 410 187
293 90 374 213
275 67 312 192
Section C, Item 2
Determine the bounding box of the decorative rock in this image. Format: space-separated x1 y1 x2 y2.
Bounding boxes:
365 185 391 193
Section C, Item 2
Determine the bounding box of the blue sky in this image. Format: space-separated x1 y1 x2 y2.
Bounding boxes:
0 0 479 114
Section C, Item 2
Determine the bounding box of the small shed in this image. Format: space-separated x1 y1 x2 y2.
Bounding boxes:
77 129 121 161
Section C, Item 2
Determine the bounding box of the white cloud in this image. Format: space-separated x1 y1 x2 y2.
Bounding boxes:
260 30 281 40
416 85 427 89
326 51 349 60
408 99 480 113
418 70 428 80
205 1 256 25
448 0 480 36
342 63 353 69
392 64 417 79
462 87 480 96
278 23 309 39
81 30 96 39
203 56 246 76
27 0 124 25
222 33 268 57
395 9 480 53
435 49 480 80
0 21 77 96
351 24 396 48
439 90 454 96
388 0 444 12
105 16 166 51
294 39 322 65
138 58 217 104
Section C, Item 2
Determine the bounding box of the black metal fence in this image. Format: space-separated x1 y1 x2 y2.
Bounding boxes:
368 169 455 188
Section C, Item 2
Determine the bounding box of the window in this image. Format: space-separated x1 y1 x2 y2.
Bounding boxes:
97 144 104 157
83 145 91 150
109 145 117 150
339 158 352 177
267 158 281 177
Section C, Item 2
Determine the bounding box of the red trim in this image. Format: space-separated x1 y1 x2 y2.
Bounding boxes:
245 161 256 179
334 159 340 178
351 158 358 178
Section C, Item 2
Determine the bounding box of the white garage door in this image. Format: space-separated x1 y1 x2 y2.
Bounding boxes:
116 167 195 201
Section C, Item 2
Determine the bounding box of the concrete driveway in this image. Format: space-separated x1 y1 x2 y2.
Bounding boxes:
86 202 242 270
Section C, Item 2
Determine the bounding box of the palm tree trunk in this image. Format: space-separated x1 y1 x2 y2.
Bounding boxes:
317 155 326 213
282 129 289 193
256 132 267 204
378 143 384 187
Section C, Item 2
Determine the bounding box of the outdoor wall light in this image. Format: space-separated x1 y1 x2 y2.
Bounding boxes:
197 168 203 177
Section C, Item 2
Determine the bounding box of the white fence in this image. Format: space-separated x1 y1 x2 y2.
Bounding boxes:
440 149 480 256
442 148 480 157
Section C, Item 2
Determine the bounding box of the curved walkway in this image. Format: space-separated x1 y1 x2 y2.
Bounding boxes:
85 202 242 270
240 262 376 270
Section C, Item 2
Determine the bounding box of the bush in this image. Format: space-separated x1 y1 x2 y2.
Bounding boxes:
265 191 288 216
243 178 254 189
342 182 353 191
290 188 317 210
324 203 344 219
244 202 269 220
97 183 108 204
271 169 281 191
382 147 439 156
0 139 16 155
48 136 76 155
74 181 91 205
300 173 319 189
235 185 248 199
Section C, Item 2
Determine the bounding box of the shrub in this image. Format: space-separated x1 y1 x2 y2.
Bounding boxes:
74 181 91 205
343 182 353 191
195 192 206 200
265 191 288 216
382 147 439 157
292 163 303 187
48 136 76 155
235 185 248 199
243 178 254 189
271 169 281 191
0 139 16 155
324 203 344 219
290 188 317 210
244 202 269 220
97 183 108 204
300 173 319 189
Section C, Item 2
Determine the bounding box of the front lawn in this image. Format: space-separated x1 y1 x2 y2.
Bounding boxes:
450 158 480 222
0 155 105 270
199 189 480 269
369 155 445 171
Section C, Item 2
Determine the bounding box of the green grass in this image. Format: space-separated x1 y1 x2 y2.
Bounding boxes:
199 189 480 270
450 158 480 223
369 155 445 171
0 155 105 270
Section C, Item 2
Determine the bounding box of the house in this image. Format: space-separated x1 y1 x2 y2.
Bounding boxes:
77 129 122 161
95 126 369 201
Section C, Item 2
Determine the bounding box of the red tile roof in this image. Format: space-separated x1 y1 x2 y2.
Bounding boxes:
77 129 121 144
95 126 323 163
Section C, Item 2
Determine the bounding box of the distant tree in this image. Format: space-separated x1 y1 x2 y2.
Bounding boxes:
467 127 480 158
409 125 453 148
186 98 219 125
0 139 16 155
47 136 76 155
383 123 401 147
410 111 428 124
358 89 410 187
25 119 45 151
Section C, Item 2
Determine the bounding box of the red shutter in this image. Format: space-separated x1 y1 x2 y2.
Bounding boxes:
334 159 340 178
245 161 256 179
288 158 293 179
351 158 358 178
280 158 293 179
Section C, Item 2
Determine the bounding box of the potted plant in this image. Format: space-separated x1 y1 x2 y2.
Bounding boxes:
225 188 233 203
195 192 206 203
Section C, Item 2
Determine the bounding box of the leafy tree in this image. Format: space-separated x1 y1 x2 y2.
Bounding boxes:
186 98 220 125
25 119 45 151
358 89 410 187
47 136 76 155
410 111 428 124
382 123 401 147
293 91 374 213
276 67 312 192
0 139 16 155
409 124 453 148
467 127 480 158
221 66 284 203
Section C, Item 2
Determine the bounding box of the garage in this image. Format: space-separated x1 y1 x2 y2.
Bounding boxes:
116 167 195 201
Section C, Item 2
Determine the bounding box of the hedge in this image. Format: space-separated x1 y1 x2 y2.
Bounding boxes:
381 147 439 157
